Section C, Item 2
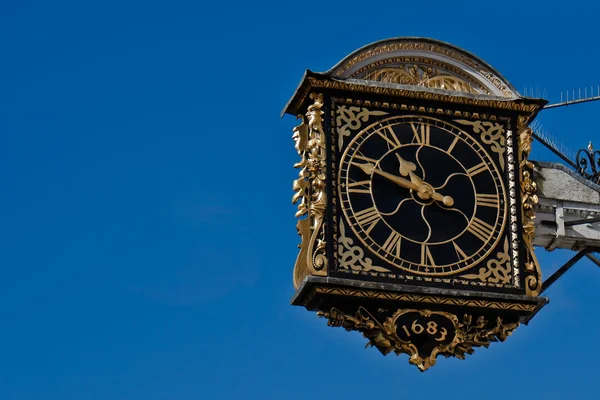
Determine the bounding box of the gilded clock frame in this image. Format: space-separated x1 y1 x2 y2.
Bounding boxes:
330 97 522 291
292 90 542 297
338 114 507 276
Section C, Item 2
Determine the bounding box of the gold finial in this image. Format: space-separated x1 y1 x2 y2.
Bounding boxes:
589 141 594 152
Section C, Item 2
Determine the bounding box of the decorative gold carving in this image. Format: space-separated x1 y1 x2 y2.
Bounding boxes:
333 97 500 121
461 238 511 284
381 309 461 371
335 105 387 151
454 119 506 171
292 117 309 218
307 93 328 274
292 116 310 288
285 77 543 119
313 286 537 312
330 41 514 97
338 220 390 273
308 77 541 113
518 116 542 296
317 307 519 371
351 57 491 95
292 93 328 289
363 64 479 94
453 314 518 360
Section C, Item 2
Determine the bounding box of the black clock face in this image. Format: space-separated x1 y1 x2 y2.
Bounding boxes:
339 115 507 275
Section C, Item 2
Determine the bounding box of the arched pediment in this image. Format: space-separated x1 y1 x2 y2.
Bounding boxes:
327 37 519 98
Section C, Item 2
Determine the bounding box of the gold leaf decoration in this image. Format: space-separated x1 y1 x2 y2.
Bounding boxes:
461 238 511 285
338 220 390 273
454 119 506 171
306 93 328 273
518 117 542 296
313 286 537 312
317 307 519 371
336 105 387 151
363 64 479 94
292 93 328 288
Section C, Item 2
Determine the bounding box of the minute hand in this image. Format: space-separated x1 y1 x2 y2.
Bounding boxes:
371 168 420 191
370 166 454 207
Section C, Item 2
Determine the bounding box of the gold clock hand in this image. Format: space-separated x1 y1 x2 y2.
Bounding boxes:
431 191 454 207
356 162 454 207
395 154 454 206
395 154 418 180
356 162 421 191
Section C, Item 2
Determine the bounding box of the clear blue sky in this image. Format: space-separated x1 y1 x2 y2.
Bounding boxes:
1 1 599 399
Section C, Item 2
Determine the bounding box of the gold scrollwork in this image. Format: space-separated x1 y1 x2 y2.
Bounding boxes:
454 119 506 171
383 309 460 370
335 105 387 151
363 64 479 94
453 314 518 360
284 75 545 121
338 221 390 273
317 307 519 371
292 93 328 289
313 286 537 311
518 116 542 296
303 77 542 114
330 41 514 97
307 93 328 274
292 115 311 288
460 237 511 284
292 117 309 218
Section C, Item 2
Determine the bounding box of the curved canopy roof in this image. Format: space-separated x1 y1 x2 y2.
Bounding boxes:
326 37 520 98
282 37 546 117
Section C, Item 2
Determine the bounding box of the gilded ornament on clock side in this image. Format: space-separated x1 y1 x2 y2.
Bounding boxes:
291 93 329 289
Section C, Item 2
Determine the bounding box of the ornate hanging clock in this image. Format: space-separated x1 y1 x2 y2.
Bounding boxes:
284 38 548 370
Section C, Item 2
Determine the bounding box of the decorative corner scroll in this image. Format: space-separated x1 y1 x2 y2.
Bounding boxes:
460 237 511 285
292 93 328 289
518 116 542 296
338 221 390 273
454 119 506 171
336 105 387 151
318 307 519 371
575 142 600 184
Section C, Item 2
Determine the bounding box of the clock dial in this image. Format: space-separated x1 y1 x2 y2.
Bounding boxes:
339 115 507 275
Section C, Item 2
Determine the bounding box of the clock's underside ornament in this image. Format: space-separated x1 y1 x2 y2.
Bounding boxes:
285 37 548 371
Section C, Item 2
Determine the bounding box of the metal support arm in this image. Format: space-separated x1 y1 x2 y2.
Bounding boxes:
541 250 591 294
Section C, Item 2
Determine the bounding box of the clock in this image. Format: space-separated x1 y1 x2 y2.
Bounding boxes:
287 38 547 370
339 114 507 275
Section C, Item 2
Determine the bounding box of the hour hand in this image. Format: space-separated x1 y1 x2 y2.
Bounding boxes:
396 154 421 184
355 162 376 176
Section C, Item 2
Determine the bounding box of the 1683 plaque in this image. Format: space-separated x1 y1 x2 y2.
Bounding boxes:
395 310 456 347
392 310 458 366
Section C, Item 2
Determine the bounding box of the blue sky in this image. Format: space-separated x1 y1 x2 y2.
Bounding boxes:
1 1 600 399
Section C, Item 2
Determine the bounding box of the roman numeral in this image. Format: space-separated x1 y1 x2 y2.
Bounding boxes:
453 241 468 260
410 122 430 145
382 231 402 257
347 180 371 194
476 193 500 208
421 244 436 266
447 136 460 154
355 207 380 234
466 162 487 177
467 217 494 242
377 126 402 148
